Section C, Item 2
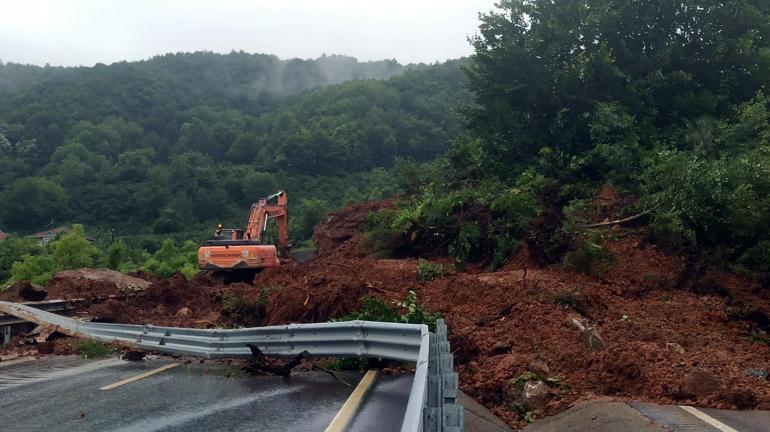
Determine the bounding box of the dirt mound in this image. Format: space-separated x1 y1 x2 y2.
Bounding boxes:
414 234 770 426
313 199 394 257
255 254 418 325
0 281 48 302
83 274 257 328
46 268 152 299
257 230 770 428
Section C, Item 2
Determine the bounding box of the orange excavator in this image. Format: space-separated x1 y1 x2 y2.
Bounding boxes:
197 191 288 277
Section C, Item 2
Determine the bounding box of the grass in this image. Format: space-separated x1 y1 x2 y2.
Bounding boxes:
73 339 116 359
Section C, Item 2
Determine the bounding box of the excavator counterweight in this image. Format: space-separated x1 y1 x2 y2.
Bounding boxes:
197 191 288 274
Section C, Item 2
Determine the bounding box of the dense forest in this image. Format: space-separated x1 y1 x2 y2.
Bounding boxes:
367 0 770 277
0 53 471 246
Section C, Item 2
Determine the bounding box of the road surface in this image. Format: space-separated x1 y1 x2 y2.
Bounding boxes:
525 400 770 432
0 355 410 432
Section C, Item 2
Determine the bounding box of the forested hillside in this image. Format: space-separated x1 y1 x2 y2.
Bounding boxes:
0 52 471 244
368 0 770 276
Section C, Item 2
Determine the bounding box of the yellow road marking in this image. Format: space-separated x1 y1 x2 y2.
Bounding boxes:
679 406 739 432
99 363 179 390
325 369 379 432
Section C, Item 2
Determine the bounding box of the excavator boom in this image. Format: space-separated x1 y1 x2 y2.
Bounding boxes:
197 191 288 273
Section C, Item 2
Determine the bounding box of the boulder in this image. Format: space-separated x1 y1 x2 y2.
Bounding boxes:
175 307 192 318
508 379 551 413
681 369 720 398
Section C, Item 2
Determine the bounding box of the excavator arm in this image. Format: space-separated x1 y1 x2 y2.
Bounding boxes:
244 191 289 257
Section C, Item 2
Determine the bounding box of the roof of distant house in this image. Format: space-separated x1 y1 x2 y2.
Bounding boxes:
30 226 71 239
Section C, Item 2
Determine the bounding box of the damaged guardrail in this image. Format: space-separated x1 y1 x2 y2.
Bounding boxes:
0 301 462 432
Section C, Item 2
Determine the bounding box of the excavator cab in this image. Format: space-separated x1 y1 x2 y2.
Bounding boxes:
198 191 288 275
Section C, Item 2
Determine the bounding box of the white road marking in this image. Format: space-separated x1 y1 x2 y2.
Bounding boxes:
0 358 124 390
680 405 740 432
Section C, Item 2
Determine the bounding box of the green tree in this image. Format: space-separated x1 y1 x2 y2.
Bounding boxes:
0 236 42 282
52 224 100 269
106 240 129 271
142 239 198 278
466 0 770 177
0 177 69 231
11 253 56 285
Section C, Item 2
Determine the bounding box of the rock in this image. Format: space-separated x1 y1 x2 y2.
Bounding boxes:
122 351 146 361
680 369 719 398
566 313 607 351
719 389 758 409
747 368 768 379
583 327 606 351
488 341 511 356
0 281 48 302
175 307 192 318
508 379 551 413
666 342 685 354
529 354 550 376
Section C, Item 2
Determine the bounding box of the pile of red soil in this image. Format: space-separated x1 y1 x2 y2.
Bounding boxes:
312 199 395 257
83 274 257 328
46 268 152 299
5 197 770 430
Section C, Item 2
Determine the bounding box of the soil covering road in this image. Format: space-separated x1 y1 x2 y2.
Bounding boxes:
2 198 770 429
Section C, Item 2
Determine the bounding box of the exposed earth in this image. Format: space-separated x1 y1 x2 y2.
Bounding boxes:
2 197 770 429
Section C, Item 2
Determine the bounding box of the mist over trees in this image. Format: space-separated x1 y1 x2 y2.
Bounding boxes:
0 52 471 244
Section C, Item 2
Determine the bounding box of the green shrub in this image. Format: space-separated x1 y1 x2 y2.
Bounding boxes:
563 233 616 277
142 239 198 278
0 236 42 283
363 208 404 256
10 253 56 285
416 259 448 281
645 211 696 253
738 241 770 274
219 288 268 327
341 290 440 331
73 339 116 359
449 222 482 262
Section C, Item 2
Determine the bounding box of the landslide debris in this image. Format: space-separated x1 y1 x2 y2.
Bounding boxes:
46 268 152 299
0 281 48 302
3 197 770 431
312 199 394 257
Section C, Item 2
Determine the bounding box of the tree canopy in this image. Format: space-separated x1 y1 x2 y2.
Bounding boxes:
0 53 471 237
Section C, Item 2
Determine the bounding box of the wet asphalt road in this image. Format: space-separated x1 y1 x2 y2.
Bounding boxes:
0 355 412 432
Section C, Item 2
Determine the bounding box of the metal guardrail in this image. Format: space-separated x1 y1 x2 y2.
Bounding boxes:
0 301 462 431
0 299 79 344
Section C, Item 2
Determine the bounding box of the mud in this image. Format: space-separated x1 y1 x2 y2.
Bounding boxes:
3 198 770 429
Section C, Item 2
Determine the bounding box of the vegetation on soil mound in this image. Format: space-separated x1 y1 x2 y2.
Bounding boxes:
365 0 770 280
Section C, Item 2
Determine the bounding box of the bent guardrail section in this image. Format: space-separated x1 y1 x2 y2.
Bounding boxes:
0 301 461 432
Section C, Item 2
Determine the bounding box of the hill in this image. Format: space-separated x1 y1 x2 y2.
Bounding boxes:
0 53 471 241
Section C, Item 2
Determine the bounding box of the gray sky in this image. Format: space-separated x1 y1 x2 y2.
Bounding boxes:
0 0 497 67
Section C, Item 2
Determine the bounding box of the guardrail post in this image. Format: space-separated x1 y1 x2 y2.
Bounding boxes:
1 325 10 345
423 319 463 431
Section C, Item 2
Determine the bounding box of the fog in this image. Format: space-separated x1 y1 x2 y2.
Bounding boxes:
0 0 496 67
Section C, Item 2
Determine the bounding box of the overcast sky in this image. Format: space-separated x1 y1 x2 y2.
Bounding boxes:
0 0 497 67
